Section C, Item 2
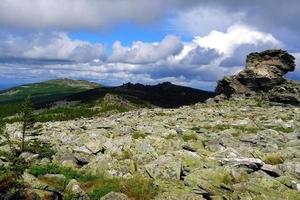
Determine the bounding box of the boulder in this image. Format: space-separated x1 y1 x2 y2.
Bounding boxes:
100 192 129 200
65 179 90 200
145 156 182 180
19 152 39 162
261 164 281 177
215 49 300 105
213 157 264 171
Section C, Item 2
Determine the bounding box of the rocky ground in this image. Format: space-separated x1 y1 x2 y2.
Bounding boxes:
5 99 300 199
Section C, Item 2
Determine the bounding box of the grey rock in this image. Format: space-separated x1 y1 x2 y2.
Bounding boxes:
261 164 281 177
215 157 264 171
65 179 90 200
215 49 300 105
100 192 129 200
145 156 181 180
19 152 39 162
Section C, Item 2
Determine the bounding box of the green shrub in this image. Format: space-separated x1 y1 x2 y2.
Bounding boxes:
27 139 56 159
0 165 26 200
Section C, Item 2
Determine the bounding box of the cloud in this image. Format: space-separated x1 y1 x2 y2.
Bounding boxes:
0 32 106 64
220 43 282 68
0 0 167 30
0 24 295 91
109 35 183 64
181 47 220 65
287 53 300 80
193 24 282 55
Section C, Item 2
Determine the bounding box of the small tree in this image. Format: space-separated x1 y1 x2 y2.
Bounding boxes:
0 119 16 155
20 96 40 153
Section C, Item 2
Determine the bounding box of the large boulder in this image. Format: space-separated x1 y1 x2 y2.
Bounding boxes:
215 49 300 105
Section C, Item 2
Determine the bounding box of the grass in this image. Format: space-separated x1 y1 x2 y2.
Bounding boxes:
273 126 294 133
263 153 286 165
182 133 197 142
28 163 97 183
132 131 147 139
84 175 157 200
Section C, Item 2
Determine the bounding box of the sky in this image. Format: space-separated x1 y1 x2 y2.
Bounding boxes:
0 0 300 91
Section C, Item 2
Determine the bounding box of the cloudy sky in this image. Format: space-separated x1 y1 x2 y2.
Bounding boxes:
0 0 299 91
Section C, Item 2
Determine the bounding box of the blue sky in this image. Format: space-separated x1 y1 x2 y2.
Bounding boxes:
0 0 299 91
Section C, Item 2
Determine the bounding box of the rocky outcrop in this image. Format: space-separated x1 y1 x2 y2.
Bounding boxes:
215 49 300 105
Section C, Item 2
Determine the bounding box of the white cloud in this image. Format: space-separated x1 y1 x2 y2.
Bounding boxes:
0 0 166 30
168 6 245 36
0 24 292 91
109 35 183 64
194 24 282 56
0 32 106 63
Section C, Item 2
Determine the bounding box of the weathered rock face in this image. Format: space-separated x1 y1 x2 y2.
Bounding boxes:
215 49 300 105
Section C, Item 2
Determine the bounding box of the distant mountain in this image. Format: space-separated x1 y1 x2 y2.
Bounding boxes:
0 79 215 120
0 79 100 118
63 82 215 108
0 78 100 104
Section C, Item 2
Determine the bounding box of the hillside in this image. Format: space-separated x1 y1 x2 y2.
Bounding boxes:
64 82 215 108
0 79 100 104
0 80 215 121
0 79 100 118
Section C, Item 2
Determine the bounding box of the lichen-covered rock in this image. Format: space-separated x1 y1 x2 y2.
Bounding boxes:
145 155 182 180
100 192 129 200
65 179 90 200
215 49 300 105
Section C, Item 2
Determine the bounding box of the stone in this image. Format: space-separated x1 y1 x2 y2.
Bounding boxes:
74 155 90 166
84 139 106 154
74 146 93 155
215 157 264 171
100 192 129 200
215 49 300 105
291 181 300 192
19 152 39 162
65 179 90 200
182 144 197 152
22 172 50 191
295 164 300 178
145 156 181 180
261 164 281 177
40 174 66 191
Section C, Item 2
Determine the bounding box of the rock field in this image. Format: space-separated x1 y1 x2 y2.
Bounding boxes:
6 99 300 199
